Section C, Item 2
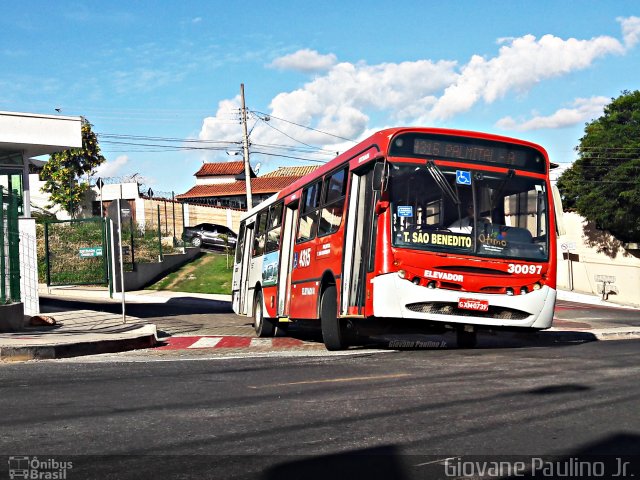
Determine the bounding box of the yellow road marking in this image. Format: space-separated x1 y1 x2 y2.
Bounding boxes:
248 373 411 389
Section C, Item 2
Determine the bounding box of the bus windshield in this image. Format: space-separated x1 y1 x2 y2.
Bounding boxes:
389 163 549 261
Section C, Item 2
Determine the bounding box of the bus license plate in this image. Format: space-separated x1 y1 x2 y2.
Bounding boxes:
458 298 489 312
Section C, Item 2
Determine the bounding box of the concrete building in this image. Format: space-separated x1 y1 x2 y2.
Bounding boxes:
0 111 82 328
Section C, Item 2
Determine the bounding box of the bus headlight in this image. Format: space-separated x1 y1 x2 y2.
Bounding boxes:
533 282 542 291
520 287 529 295
506 287 515 296
427 281 437 289
412 277 421 285
397 269 406 279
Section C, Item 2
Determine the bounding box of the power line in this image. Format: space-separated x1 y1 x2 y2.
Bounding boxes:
251 110 357 143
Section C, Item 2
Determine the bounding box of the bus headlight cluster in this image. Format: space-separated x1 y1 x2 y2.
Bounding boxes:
506 287 515 296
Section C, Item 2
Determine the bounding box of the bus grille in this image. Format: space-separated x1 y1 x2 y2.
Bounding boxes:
405 302 530 320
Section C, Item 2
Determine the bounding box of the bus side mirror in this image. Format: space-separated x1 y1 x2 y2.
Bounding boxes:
373 162 388 192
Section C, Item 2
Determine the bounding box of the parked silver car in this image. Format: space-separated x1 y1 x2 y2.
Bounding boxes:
182 223 237 249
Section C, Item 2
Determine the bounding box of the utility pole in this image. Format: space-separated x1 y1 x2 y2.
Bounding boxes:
240 83 253 210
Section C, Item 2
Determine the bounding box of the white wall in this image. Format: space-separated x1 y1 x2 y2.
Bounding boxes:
557 212 640 306
0 111 82 158
195 175 236 186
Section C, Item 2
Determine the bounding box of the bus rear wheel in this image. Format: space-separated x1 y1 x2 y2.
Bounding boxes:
320 285 346 351
254 291 276 337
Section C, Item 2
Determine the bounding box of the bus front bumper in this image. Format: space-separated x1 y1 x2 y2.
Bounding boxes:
371 273 556 329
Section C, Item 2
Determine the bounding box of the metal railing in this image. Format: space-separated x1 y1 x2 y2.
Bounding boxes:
1 186 21 303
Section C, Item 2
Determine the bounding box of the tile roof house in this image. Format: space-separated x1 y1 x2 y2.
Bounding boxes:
176 162 320 209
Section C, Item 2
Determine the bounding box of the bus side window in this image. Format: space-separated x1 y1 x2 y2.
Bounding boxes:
266 202 283 253
318 167 348 237
235 221 246 263
253 211 268 257
297 182 321 243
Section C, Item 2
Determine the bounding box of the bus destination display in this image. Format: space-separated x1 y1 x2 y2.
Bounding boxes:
413 138 526 166
389 133 545 173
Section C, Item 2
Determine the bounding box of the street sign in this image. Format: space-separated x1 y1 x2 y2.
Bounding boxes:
561 242 576 252
397 206 413 217
79 247 103 258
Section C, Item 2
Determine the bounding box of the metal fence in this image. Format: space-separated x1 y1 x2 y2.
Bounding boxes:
43 218 109 286
1 186 20 303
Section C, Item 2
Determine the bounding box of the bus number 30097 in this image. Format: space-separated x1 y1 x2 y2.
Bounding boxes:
508 264 542 275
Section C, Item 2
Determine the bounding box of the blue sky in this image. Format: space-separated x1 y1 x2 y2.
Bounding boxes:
2 1 639 195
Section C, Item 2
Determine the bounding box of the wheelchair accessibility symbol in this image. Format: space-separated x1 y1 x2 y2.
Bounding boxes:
456 170 471 185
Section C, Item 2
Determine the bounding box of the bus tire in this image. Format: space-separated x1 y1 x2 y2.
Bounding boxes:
254 291 276 337
320 285 346 351
457 327 477 349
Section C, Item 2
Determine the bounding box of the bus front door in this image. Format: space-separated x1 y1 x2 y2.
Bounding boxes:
238 223 255 315
277 202 299 317
342 168 376 316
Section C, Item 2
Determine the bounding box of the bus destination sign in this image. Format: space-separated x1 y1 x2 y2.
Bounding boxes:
413 138 525 165
389 133 545 173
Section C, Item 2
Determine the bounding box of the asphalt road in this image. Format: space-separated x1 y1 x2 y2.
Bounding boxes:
1 340 639 479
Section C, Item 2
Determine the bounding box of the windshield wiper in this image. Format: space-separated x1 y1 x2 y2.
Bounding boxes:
426 160 460 207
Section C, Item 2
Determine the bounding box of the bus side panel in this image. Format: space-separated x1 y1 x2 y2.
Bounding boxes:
263 285 278 318
246 254 264 318
289 241 319 319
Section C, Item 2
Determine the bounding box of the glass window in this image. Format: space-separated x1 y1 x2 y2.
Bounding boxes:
297 211 317 243
266 202 283 253
252 212 268 257
389 163 548 261
318 202 345 237
269 202 283 229
324 168 347 204
302 182 321 213
235 222 246 263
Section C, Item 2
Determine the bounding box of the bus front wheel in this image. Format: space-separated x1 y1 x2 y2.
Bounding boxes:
254 291 276 337
320 285 346 351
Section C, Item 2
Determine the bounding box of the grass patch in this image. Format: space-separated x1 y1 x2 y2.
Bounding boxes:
147 252 233 295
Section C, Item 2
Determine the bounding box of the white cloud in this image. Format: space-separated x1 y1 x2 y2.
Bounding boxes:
429 34 624 120
496 96 609 131
198 18 638 164
94 155 129 177
270 49 337 73
619 16 640 48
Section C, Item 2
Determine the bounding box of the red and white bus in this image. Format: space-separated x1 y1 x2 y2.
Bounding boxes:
232 127 558 350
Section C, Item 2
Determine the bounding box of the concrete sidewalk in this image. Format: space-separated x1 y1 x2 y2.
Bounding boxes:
0 309 157 361
2 286 639 361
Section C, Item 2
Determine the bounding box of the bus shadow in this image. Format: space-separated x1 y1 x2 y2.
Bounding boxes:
282 323 599 350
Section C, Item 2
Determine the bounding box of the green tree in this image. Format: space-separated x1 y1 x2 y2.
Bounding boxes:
557 90 640 243
40 118 106 217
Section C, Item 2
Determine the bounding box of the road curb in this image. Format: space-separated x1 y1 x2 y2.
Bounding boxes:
0 329 158 362
532 328 640 344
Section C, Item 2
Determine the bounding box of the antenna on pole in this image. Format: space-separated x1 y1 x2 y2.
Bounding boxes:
240 83 253 210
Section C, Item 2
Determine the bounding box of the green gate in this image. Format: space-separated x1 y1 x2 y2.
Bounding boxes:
44 217 110 286
1 186 20 303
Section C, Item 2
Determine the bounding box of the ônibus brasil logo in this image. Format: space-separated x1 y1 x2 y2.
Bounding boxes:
8 456 73 479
